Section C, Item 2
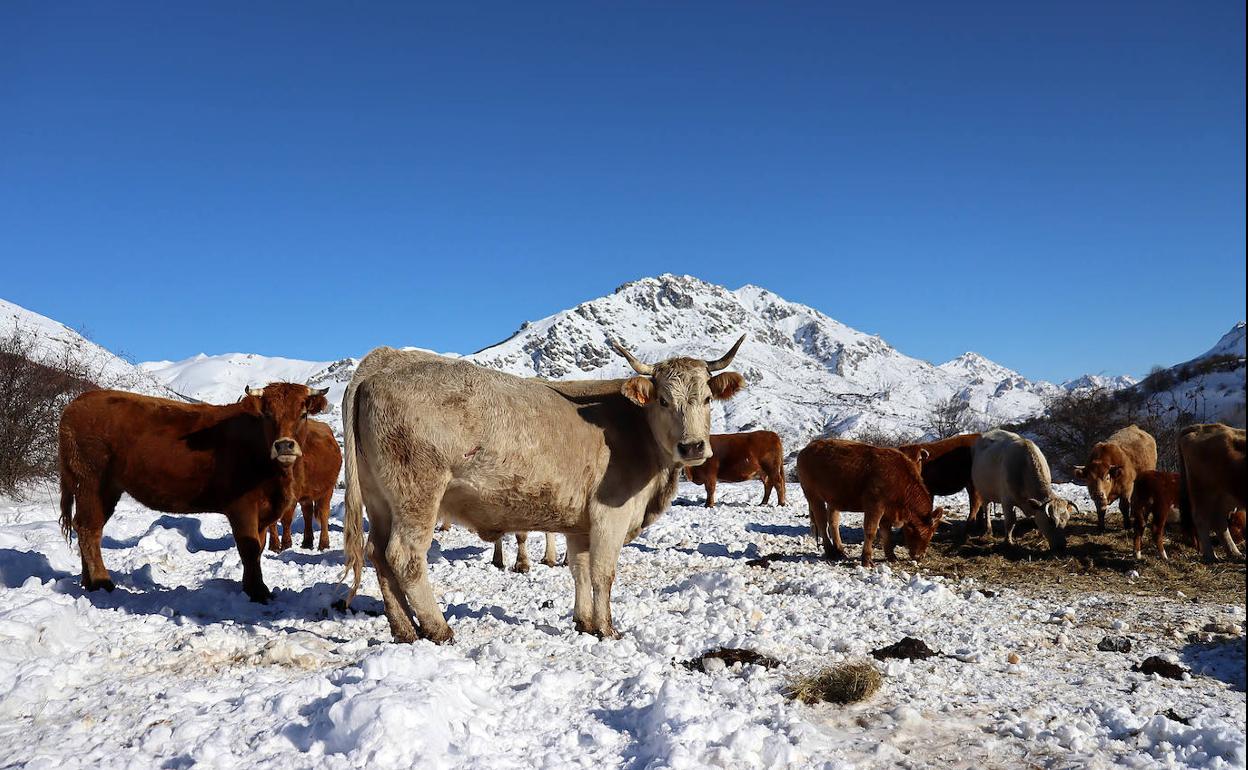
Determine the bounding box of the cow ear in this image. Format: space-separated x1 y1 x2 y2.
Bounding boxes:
1108 466 1123 479
621 376 655 406
306 393 329 415
709 371 745 400
1072 466 1086 480
918 448 930 463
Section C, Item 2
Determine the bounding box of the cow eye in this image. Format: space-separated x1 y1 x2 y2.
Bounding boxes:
703 396 711 405
658 396 669 408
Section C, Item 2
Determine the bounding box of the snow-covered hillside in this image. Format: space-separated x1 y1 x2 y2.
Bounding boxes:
1 298 175 398
1130 322 1246 427
135 276 1136 455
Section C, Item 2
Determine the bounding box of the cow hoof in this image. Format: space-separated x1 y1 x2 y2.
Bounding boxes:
512 562 531 574
247 586 274 604
595 627 621 641
542 559 559 568
318 542 330 552
85 578 116 592
823 549 847 562
422 626 454 645
302 540 314 550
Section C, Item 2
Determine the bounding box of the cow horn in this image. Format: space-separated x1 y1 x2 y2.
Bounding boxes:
611 339 654 375
705 334 746 372
245 385 264 397
311 386 330 396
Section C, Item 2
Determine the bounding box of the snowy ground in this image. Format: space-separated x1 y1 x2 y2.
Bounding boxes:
0 482 1243 770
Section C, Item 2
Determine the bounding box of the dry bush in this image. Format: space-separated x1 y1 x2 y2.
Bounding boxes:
0 324 96 496
849 424 919 448
786 660 882 705
921 394 979 440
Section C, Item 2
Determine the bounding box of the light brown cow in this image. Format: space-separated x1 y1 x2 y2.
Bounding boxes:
1073 425 1157 532
266 419 342 552
684 431 786 507
1178 423 1246 562
58 384 329 602
341 336 746 642
796 438 944 567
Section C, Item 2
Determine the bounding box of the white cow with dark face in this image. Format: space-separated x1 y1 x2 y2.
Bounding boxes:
340 336 746 642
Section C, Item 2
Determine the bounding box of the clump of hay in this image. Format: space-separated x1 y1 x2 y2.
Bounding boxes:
785 660 882 705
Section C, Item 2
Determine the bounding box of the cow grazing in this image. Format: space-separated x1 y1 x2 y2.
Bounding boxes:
1178 423 1246 563
684 431 787 507
266 419 343 552
341 335 746 642
971 429 1073 552
796 439 945 567
898 433 983 532
58 383 330 602
1128 470 1181 560
491 532 560 572
1073 425 1157 532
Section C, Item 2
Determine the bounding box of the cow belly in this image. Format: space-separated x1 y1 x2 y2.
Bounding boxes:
440 478 587 533
718 458 762 483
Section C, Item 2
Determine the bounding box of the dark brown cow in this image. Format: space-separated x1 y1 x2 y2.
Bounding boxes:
796 438 945 567
266 419 342 552
898 433 983 531
684 431 786 507
1129 470 1181 560
58 383 330 602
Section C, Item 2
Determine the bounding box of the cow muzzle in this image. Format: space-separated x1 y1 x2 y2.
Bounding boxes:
272 438 302 464
677 440 711 465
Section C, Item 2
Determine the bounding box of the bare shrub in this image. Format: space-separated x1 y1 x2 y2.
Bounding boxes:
922 394 977 440
0 324 97 496
849 423 919 448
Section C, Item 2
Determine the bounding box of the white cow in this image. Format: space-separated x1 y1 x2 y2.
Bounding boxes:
972 429 1073 552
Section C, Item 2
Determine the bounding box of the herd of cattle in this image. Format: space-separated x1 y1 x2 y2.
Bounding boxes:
52 336 1246 643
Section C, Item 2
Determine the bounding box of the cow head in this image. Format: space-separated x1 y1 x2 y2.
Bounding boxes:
1072 458 1124 512
902 506 945 560
1024 496 1073 552
614 335 746 466
243 383 331 466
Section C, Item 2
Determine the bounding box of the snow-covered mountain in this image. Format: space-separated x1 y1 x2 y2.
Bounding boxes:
1 298 176 398
133 276 1136 454
1130 321 1246 426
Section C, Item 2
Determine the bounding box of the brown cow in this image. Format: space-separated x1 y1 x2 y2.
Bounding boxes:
1129 470 1180 560
58 383 330 602
1073 425 1157 532
1178 423 1246 562
684 431 786 507
796 438 945 567
266 420 342 552
898 433 983 532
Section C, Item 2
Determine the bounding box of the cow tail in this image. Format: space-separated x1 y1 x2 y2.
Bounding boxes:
57 424 76 544
340 375 366 605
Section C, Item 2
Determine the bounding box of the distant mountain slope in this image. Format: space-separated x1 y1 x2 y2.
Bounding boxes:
1131 322 1245 426
134 275 1142 455
1 298 175 398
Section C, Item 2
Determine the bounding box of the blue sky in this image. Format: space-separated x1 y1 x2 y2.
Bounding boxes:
2 2 1243 380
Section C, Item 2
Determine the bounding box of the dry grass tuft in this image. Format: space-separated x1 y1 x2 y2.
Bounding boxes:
786 660 882 705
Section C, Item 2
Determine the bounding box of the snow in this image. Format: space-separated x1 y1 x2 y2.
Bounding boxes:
1 482 1242 769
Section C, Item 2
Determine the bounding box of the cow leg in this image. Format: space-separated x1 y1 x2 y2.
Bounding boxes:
1003 505 1018 546
363 499 421 643
1196 515 1218 563
776 474 787 506
828 509 848 559
1119 494 1132 533
566 533 592 633
967 486 985 535
705 478 717 508
73 484 115 592
227 511 271 603
1096 503 1107 533
861 509 881 567
881 520 898 562
492 538 506 570
316 493 332 551
1132 499 1147 560
298 501 314 550
542 533 559 567
387 478 454 643
1219 526 1245 561
587 524 627 639
513 532 531 573
805 490 838 560
760 479 773 506
1153 503 1171 561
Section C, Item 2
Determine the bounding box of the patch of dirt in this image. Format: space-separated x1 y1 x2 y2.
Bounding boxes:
916 512 1246 606
871 636 938 661
682 647 781 673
